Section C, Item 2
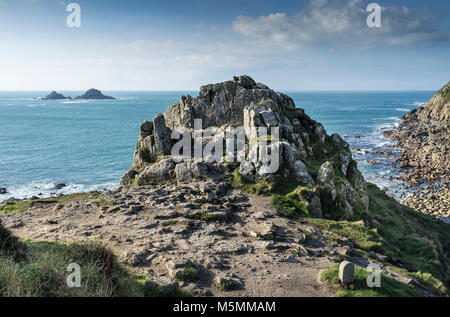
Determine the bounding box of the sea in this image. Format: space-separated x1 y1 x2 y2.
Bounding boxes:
0 90 434 202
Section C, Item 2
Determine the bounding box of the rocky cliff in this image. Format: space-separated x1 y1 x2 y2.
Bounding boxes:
382 81 450 218
413 81 450 124
383 81 450 184
122 75 368 221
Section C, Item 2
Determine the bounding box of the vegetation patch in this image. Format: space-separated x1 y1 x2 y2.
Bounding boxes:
161 220 178 227
190 212 221 222
272 194 309 219
230 167 274 195
408 272 448 296
301 218 382 251
320 264 420 297
94 198 119 206
0 200 32 215
174 262 198 282
0 192 98 216
365 183 449 281
0 240 150 297
217 281 234 291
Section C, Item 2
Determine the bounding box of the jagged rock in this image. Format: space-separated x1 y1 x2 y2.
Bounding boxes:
314 124 327 143
42 91 70 100
308 196 322 218
120 169 138 186
292 160 314 185
75 89 115 100
337 181 358 210
318 162 335 186
153 114 172 155
347 164 369 207
331 133 349 150
145 275 179 296
54 183 66 190
0 187 7 194
416 81 450 124
136 158 175 185
239 161 255 178
122 75 370 221
175 161 208 183
338 151 353 176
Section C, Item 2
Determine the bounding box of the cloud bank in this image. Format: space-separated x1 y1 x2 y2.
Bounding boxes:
232 0 450 49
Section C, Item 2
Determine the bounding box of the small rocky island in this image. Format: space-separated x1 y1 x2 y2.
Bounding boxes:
41 91 71 100
75 89 115 100
1 76 449 297
383 81 450 218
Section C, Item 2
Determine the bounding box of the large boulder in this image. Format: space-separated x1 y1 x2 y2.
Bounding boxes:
136 158 175 185
175 161 208 184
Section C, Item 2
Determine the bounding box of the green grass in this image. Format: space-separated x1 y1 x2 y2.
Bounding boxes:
0 240 149 297
301 218 382 251
217 281 234 291
0 219 190 297
0 200 32 215
230 167 274 195
320 264 421 297
174 262 198 282
437 83 450 103
408 272 448 296
0 192 100 216
271 194 309 219
365 183 449 281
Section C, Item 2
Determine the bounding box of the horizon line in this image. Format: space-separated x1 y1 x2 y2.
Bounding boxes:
0 89 437 92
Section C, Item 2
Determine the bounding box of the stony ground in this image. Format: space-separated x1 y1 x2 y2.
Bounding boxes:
2 178 443 296
1 180 339 297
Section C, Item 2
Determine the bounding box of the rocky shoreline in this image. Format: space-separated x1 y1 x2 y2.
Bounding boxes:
382 81 450 218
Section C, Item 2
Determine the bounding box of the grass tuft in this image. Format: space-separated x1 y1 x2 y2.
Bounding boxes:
320 264 421 297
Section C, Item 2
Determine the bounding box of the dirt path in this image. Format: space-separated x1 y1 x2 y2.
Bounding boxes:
1 182 335 297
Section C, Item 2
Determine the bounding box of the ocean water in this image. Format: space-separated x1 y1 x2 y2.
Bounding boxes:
0 90 434 202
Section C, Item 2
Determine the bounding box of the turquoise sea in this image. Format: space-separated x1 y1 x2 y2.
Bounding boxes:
0 90 434 202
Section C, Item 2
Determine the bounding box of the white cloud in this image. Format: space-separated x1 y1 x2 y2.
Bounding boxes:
232 0 450 49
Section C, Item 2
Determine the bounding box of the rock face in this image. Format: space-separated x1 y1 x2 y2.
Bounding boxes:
42 91 71 100
75 89 115 100
382 81 450 217
383 81 450 184
121 75 369 220
416 81 450 124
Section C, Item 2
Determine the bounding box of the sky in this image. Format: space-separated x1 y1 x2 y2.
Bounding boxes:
0 0 449 91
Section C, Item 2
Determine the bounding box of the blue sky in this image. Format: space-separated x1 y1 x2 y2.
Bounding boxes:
0 0 449 90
